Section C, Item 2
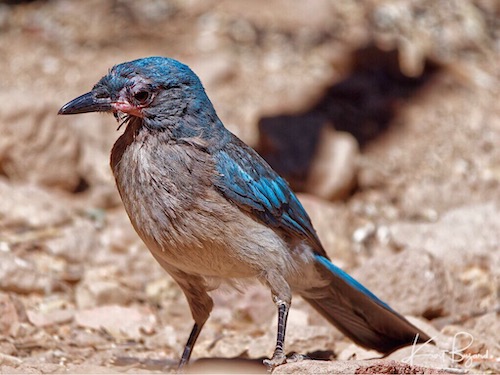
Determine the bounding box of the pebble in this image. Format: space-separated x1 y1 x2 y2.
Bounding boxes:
352 248 452 318
305 129 359 201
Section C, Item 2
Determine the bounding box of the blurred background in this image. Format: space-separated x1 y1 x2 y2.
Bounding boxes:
0 0 498 373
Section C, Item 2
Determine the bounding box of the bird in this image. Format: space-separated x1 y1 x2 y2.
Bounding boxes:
59 56 432 369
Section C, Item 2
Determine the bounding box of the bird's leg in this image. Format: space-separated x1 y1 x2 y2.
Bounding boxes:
262 272 293 369
147 262 213 371
178 322 203 370
263 297 290 368
175 296 212 371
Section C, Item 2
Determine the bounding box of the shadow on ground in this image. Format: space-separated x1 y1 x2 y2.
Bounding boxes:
257 45 441 191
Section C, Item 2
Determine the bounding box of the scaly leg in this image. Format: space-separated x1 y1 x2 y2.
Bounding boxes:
178 322 203 370
263 298 290 368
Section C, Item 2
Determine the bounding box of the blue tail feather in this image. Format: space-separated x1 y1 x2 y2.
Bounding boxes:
314 255 392 310
301 254 432 353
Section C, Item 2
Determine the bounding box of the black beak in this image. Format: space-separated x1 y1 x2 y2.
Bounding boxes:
58 92 113 115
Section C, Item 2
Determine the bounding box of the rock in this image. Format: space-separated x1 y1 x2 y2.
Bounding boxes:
191 54 237 91
390 202 500 268
337 344 382 361
99 210 140 254
145 277 180 306
0 179 72 229
352 248 452 318
71 329 109 348
440 312 500 372
0 292 19 337
45 218 99 263
69 111 120 197
297 194 354 267
388 343 453 369
144 325 179 351
305 129 359 201
285 324 336 356
242 312 338 359
470 312 500 356
336 315 440 360
75 274 132 309
212 284 274 327
0 342 16 359
440 325 497 372
213 0 337 33
114 0 177 24
370 0 491 77
63 364 126 374
74 305 157 340
0 91 82 191
0 353 23 368
26 295 74 327
26 309 74 327
273 359 446 374
457 265 496 305
352 222 376 245
202 332 254 359
0 252 56 294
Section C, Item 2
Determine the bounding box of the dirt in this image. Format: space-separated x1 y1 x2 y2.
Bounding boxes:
0 0 498 374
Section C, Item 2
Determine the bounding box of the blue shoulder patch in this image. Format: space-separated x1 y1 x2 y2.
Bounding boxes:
213 136 323 251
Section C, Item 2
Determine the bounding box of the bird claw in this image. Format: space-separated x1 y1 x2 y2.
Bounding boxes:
263 352 306 371
287 353 306 363
263 352 287 370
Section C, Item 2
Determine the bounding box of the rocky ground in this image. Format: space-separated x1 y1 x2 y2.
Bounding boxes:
0 0 498 373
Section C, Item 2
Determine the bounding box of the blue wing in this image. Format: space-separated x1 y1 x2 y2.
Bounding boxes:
213 135 324 253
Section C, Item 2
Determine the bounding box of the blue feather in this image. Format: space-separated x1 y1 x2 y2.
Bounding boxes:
213 135 323 250
314 255 392 310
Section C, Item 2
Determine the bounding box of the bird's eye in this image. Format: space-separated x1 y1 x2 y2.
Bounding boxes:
133 91 150 104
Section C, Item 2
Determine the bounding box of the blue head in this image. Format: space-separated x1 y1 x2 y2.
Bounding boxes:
59 57 221 135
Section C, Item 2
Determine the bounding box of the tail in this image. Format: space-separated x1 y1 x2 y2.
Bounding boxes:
301 255 432 353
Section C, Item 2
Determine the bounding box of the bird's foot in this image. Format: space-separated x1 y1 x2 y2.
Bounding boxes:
263 352 306 371
287 353 306 363
263 351 287 370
